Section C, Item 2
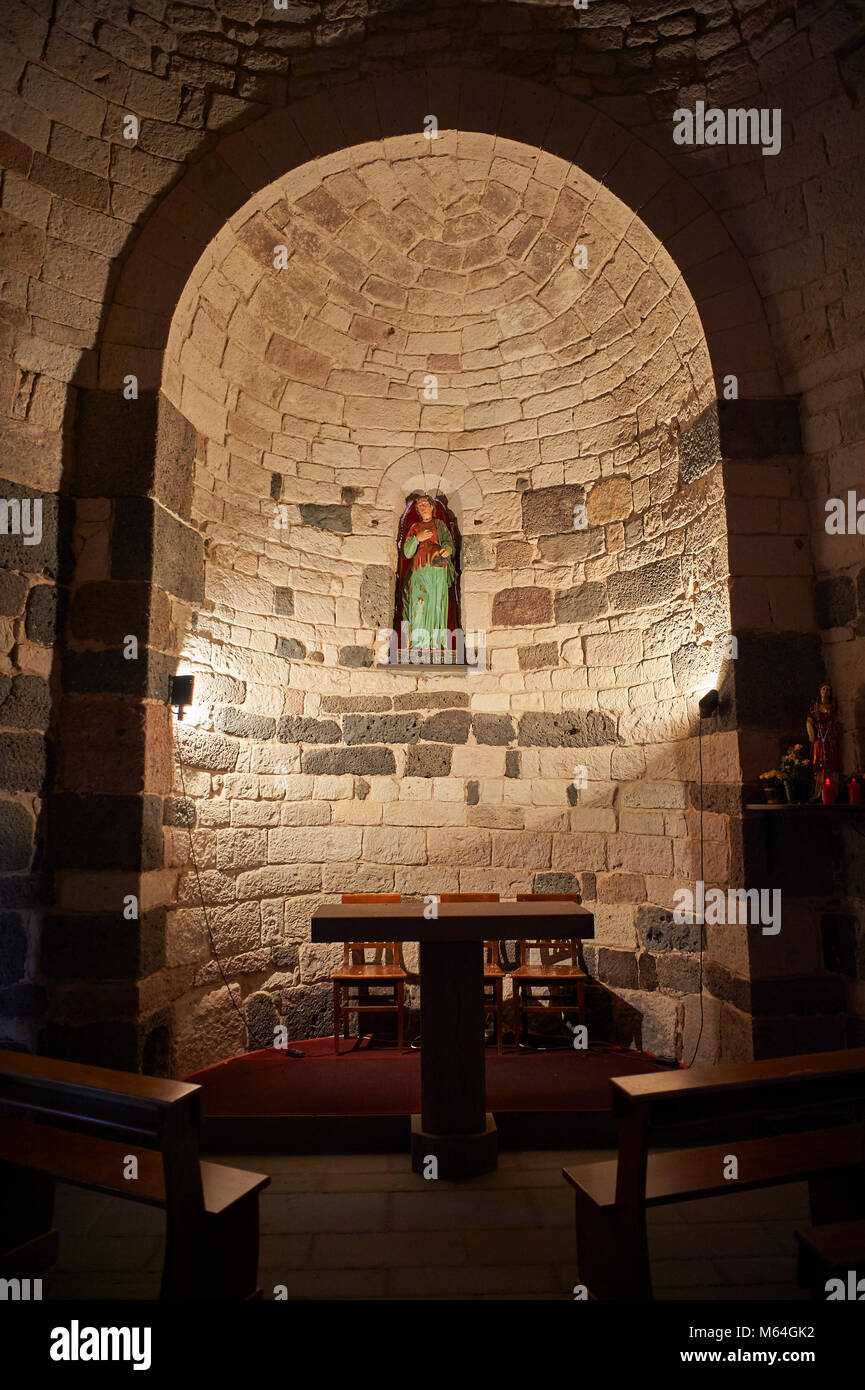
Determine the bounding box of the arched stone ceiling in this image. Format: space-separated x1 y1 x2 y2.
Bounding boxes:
164 130 714 551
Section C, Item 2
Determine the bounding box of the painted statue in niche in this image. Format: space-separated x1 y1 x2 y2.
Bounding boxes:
806 681 841 797
395 493 460 661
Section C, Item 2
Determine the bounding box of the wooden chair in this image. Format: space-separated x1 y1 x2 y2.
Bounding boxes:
331 894 406 1053
563 1047 865 1300
0 1049 269 1299
513 893 585 1046
440 893 504 1054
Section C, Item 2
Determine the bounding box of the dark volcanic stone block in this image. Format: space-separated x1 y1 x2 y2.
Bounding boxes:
491 586 552 625
343 714 422 745
281 982 333 1039
533 872 578 894
505 750 520 778
0 800 34 871
679 402 721 484
521 484 585 537
597 947 638 989
815 575 856 630
393 692 469 710
472 714 515 745
299 503 352 533
406 744 452 777
0 732 46 791
0 571 27 615
607 558 682 614
111 498 204 602
555 582 608 624
421 710 473 743
301 746 396 776
517 711 615 746
245 990 279 1050
338 645 372 668
656 953 701 993
277 716 342 744
215 707 275 740
25 582 65 645
466 780 479 806
274 586 294 616
360 565 393 629
62 647 176 700
75 389 157 497
0 675 51 729
636 905 700 953
277 637 306 659
321 696 392 713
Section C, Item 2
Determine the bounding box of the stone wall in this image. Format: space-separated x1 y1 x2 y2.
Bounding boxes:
1 0 862 1069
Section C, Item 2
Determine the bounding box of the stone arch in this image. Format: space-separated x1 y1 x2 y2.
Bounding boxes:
46 70 795 1073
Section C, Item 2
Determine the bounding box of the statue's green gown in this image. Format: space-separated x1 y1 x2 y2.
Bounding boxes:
402 521 454 650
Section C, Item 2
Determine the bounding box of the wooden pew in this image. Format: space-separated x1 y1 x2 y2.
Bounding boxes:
562 1047 865 1300
0 1049 270 1300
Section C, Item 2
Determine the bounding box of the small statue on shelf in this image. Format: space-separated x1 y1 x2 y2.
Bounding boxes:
806 682 841 800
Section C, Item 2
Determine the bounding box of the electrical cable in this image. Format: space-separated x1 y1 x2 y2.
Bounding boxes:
685 712 706 1067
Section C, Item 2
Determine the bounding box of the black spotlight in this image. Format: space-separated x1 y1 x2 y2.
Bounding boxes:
168 673 194 717
698 688 719 718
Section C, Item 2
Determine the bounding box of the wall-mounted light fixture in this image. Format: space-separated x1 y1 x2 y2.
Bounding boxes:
698 688 719 719
168 673 195 719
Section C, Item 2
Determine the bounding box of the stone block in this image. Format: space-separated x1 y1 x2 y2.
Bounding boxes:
517 711 616 746
0 675 50 730
587 475 633 524
301 747 395 776
0 732 46 791
277 638 306 659
0 800 35 871
215 707 275 740
363 827 426 865
277 716 341 744
274 586 294 616
555 582 609 623
607 558 682 614
360 564 394 629
420 710 473 744
597 947 638 989
521 484 585 536
343 713 422 745
679 402 721 484
491 586 552 625
298 503 352 533
406 744 452 778
717 398 802 458
636 905 700 954
0 571 27 616
48 793 163 871
339 645 372 668
472 714 515 745
518 642 558 670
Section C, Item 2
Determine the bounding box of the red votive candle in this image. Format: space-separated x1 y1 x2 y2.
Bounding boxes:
822 777 837 806
849 778 862 806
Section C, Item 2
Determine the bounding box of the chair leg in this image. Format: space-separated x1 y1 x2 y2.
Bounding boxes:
332 982 340 1053
496 981 503 1054
397 981 404 1051
344 991 351 1040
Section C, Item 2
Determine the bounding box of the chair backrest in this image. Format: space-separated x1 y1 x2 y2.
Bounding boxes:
610 1048 865 1214
340 894 402 903
515 894 582 966
439 893 500 902
340 895 401 966
0 1049 205 1214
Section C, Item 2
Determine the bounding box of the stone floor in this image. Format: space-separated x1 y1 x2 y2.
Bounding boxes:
41 1146 813 1301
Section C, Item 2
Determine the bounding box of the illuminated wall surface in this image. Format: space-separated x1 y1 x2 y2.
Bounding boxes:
0 2 862 1077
